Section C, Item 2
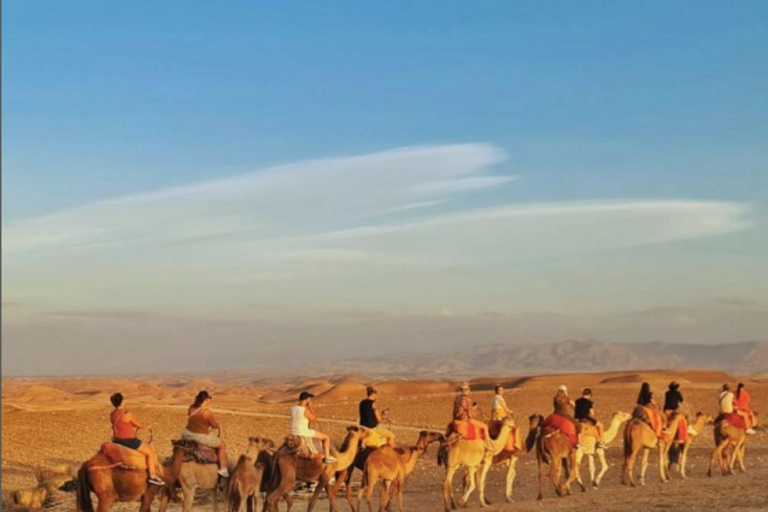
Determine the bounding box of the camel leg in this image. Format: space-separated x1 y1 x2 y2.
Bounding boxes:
639 449 649 486
708 439 729 477
396 479 404 512
267 480 293 512
478 461 492 507
623 447 638 487
574 451 585 490
181 488 196 512
308 475 330 512
680 443 689 479
659 444 669 483
550 458 562 497
728 441 740 475
595 450 608 487
587 454 595 488
459 466 476 507
537 458 545 501
443 465 457 512
504 457 518 503
379 480 391 512
343 468 357 512
737 441 747 473
564 452 579 495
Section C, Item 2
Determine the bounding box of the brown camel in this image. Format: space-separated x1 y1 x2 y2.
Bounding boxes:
76 450 169 512
226 437 276 512
158 442 237 512
622 411 683 487
708 416 747 477
331 430 443 512
575 411 631 488
526 414 579 501
265 425 368 512
440 417 514 512
667 412 713 479
354 431 443 512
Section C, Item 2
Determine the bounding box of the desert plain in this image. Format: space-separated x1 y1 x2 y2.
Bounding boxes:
2 369 767 512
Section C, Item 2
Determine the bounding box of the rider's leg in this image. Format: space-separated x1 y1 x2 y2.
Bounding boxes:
137 444 160 479
315 432 331 459
217 440 228 471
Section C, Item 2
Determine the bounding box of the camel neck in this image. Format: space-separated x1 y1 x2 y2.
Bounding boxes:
603 415 627 444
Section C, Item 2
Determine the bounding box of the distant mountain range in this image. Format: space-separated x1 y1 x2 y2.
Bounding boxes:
281 340 768 379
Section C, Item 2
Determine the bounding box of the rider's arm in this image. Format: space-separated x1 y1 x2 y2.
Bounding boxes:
304 406 318 423
373 401 383 423
125 412 147 429
205 410 220 429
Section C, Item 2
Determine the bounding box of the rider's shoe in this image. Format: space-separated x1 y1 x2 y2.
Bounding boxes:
148 477 165 486
217 469 229 478
746 428 757 435
323 456 338 464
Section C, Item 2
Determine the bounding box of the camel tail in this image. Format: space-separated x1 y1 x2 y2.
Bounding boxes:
623 423 632 460
525 418 540 453
75 464 93 512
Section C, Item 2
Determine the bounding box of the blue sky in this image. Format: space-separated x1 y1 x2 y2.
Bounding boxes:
3 2 768 374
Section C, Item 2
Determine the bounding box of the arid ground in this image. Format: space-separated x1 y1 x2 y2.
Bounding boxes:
3 370 767 511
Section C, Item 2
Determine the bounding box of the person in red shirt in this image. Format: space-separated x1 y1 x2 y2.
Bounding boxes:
734 383 757 435
110 393 164 485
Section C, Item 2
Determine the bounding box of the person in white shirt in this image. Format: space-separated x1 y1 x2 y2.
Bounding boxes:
719 384 735 414
290 392 337 463
491 385 514 420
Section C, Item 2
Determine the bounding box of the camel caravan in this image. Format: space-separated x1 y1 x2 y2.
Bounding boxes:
73 381 760 512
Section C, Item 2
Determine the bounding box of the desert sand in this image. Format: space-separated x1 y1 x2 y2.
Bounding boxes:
2 370 767 512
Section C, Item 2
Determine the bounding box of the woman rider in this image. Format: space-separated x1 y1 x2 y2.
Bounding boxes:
633 382 662 436
110 393 164 485
181 391 229 477
733 383 757 435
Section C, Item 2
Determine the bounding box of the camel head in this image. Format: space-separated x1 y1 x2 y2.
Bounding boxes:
340 425 367 451
415 430 445 452
613 411 632 424
248 436 276 452
694 411 715 426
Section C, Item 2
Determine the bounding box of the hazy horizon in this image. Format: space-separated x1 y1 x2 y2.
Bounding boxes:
3 3 768 376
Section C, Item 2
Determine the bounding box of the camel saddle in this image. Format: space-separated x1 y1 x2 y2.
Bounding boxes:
171 439 218 464
448 420 486 441
100 442 147 470
543 414 578 448
361 429 388 449
488 420 518 452
578 421 599 440
716 413 747 430
283 435 323 459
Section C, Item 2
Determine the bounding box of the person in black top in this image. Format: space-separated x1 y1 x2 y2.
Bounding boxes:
359 386 395 447
663 381 684 414
574 388 606 449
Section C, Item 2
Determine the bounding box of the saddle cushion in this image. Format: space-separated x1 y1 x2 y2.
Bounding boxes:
171 439 218 464
579 421 599 440
361 429 388 449
643 407 664 438
716 413 747 430
453 420 486 441
543 414 578 448
675 416 690 443
283 435 323 459
100 442 147 469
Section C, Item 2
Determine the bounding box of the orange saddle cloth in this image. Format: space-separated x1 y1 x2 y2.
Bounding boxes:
453 420 486 441
675 416 690 443
488 420 518 451
543 414 578 447
643 407 663 438
100 443 147 469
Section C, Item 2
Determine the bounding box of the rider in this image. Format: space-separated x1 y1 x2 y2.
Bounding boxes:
359 386 396 447
553 385 580 446
734 382 757 435
451 382 492 450
181 391 229 477
491 385 514 421
574 388 606 449
633 382 663 437
291 391 338 463
109 393 165 486
663 381 696 437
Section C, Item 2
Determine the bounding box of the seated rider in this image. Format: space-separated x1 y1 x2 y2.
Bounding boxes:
449 382 493 450
491 385 514 421
734 383 757 435
110 393 165 486
633 382 663 436
181 391 229 477
359 386 396 447
291 392 338 464
664 381 696 437
553 385 580 445
574 388 606 449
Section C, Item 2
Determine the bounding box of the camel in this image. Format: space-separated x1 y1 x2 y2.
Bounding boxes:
480 419 524 503
575 411 631 489
667 412 713 479
354 431 443 512
76 449 169 512
226 437 276 512
440 417 514 512
526 414 579 501
265 425 368 512
158 441 237 512
708 416 747 477
622 411 683 487
331 430 443 512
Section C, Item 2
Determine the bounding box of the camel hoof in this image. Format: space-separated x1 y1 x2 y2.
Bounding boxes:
537 494 543 501
484 498 492 506
592 482 599 489
505 497 513 503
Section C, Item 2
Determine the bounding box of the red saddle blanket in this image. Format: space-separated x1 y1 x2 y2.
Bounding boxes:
100 443 147 469
674 416 690 443
543 414 578 447
452 420 486 441
716 413 747 430
171 439 218 464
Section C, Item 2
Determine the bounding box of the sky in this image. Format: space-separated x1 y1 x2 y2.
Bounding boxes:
3 2 768 375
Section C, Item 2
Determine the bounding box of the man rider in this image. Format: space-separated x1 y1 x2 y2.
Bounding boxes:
359 386 396 447
291 392 337 464
574 388 607 449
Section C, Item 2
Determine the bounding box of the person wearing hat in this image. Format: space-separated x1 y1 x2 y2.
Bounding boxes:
359 386 395 447
449 382 492 449
291 392 337 463
182 390 229 477
574 388 607 449
663 381 685 416
553 385 581 444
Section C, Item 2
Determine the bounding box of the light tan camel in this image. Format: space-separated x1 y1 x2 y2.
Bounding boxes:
356 442 425 512
76 450 169 512
622 411 682 487
440 417 514 512
708 416 747 477
158 442 237 512
265 425 368 512
483 420 523 503
667 412 713 479
575 411 631 489
226 437 276 512
526 414 579 501
332 430 443 512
